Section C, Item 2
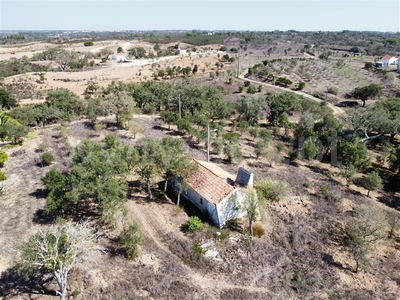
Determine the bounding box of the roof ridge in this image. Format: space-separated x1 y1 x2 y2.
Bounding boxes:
193 159 231 181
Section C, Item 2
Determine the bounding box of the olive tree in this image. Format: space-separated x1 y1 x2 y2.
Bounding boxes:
234 188 261 236
361 171 383 196
350 84 382 107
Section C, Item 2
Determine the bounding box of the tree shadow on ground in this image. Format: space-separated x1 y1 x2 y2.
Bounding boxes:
182 136 203 151
377 194 400 211
322 253 344 270
336 100 359 108
32 209 56 225
0 267 54 299
247 161 267 169
29 188 48 200
162 182 214 229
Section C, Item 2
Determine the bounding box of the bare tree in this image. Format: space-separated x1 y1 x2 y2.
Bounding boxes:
345 204 387 272
386 209 400 239
17 221 105 300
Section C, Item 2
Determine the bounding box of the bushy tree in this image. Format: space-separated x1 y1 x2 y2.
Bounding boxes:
266 91 300 126
223 143 243 164
136 138 163 199
45 88 84 121
0 88 17 109
338 141 370 173
119 222 142 259
236 95 266 125
42 137 132 226
361 171 383 196
303 138 319 161
350 84 382 107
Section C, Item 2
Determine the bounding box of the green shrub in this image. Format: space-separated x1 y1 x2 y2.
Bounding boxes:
303 181 311 188
298 81 306 90
0 170 6 180
41 152 55 166
252 223 265 238
255 179 290 202
289 149 299 160
0 150 8 167
71 290 81 298
187 216 202 232
327 86 339 95
93 123 106 132
320 185 330 199
247 85 257 94
276 142 285 152
83 40 93 46
192 243 204 256
119 222 142 260
37 143 48 153
272 127 281 136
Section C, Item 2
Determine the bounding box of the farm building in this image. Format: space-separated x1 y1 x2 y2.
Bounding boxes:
111 53 129 62
180 159 254 228
379 55 398 66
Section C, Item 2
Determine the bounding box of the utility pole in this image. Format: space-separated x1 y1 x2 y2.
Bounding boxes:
237 48 240 78
207 124 210 162
207 125 218 162
178 94 181 119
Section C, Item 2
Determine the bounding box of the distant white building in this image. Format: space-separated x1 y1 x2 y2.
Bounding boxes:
111 53 129 62
379 55 398 66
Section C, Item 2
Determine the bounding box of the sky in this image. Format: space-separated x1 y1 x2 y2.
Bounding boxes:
1 0 399 32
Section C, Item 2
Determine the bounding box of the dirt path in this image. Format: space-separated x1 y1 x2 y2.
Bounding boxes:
126 199 268 296
238 73 345 115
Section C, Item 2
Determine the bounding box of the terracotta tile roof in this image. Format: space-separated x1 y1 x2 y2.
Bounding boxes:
185 159 236 205
382 55 396 61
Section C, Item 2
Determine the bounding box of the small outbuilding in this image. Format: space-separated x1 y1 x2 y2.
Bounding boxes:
111 53 129 62
180 159 254 228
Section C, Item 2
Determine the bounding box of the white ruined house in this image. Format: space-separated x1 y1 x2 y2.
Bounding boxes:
379 55 398 66
111 53 129 62
181 159 254 228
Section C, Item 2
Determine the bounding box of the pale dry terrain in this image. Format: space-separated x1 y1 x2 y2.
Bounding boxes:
1 39 400 299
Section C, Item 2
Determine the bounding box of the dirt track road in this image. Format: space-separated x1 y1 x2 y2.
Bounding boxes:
126 199 269 297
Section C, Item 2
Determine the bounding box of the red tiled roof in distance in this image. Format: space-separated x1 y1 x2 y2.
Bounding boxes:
185 159 236 205
381 55 395 61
